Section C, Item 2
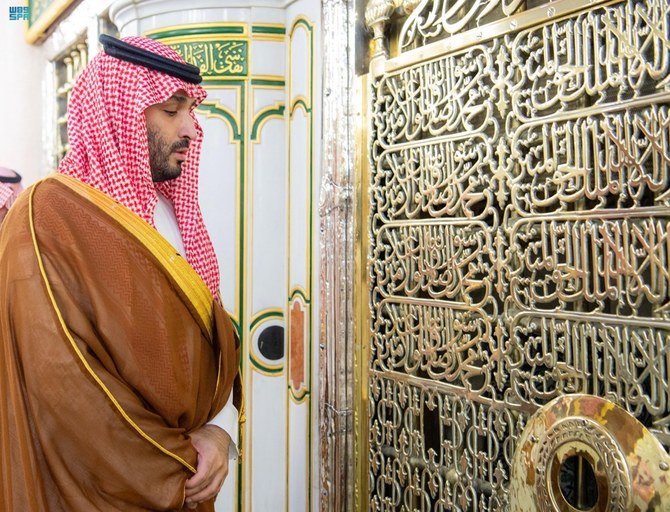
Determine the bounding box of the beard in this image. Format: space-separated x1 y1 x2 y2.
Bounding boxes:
147 128 189 182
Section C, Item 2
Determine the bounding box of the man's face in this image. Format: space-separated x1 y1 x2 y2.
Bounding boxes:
145 90 198 182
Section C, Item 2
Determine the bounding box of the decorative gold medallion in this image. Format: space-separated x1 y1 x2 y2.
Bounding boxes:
511 394 670 511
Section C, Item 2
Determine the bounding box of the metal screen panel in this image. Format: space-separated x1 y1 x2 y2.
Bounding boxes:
361 0 670 509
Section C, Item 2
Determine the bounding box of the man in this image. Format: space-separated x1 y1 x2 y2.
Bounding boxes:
0 167 22 223
0 35 241 511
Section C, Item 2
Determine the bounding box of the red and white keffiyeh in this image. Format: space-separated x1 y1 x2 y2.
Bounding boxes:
0 167 22 212
0 184 15 210
59 36 220 297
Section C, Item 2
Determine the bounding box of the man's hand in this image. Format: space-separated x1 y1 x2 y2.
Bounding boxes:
184 425 231 509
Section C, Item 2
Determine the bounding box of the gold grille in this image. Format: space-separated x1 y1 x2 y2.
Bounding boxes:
362 0 670 509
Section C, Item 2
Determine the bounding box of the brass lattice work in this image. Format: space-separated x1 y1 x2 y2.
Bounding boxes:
362 0 670 509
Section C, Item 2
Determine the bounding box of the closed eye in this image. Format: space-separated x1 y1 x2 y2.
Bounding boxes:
163 110 177 116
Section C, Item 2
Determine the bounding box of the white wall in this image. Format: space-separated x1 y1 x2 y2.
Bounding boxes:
0 16 44 186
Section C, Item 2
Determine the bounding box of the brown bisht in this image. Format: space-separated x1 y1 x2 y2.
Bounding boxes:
0 174 241 511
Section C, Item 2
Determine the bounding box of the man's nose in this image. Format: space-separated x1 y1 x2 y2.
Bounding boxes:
179 113 197 140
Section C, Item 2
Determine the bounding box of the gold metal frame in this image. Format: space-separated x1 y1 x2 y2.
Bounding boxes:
354 72 371 512
25 0 79 44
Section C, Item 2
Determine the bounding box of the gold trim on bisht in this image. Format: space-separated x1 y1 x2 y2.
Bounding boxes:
28 179 198 474
50 173 214 334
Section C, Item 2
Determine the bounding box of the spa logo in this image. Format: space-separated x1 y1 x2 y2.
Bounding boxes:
9 6 30 21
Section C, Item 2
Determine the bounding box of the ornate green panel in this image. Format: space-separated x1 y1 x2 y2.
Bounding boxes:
28 0 50 25
146 25 250 81
170 40 248 78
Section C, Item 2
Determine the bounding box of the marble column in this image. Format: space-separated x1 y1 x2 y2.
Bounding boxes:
110 1 321 510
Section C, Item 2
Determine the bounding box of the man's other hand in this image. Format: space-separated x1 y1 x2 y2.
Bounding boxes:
184 425 231 509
